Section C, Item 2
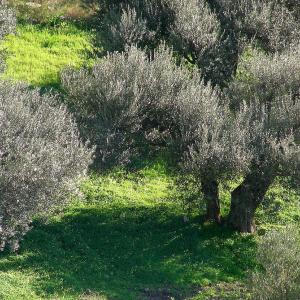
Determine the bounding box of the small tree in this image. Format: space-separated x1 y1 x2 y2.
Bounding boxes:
0 82 93 251
227 45 300 232
89 0 299 228
62 45 253 222
178 99 252 222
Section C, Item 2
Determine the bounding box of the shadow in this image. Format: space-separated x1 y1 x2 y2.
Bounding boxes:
0 203 256 299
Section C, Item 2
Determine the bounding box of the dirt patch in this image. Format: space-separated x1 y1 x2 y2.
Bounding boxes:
139 286 202 300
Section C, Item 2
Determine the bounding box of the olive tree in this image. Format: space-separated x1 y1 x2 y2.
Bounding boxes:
96 0 300 86
62 45 204 167
97 0 221 63
62 45 253 222
226 45 300 232
82 0 299 228
0 82 93 251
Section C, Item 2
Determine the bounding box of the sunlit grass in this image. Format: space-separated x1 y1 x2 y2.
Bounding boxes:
0 162 256 300
1 22 96 87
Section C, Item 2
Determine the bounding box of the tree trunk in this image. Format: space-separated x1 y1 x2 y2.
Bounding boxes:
228 171 275 233
201 178 221 223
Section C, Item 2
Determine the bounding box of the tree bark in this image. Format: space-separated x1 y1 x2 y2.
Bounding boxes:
201 178 221 223
228 170 275 233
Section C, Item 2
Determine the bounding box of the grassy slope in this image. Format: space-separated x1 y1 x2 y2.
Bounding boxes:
0 17 299 300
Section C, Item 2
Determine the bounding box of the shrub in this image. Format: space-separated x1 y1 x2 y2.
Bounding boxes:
0 81 93 251
62 45 223 167
98 0 220 57
0 0 16 39
215 0 300 53
0 0 16 71
251 226 300 300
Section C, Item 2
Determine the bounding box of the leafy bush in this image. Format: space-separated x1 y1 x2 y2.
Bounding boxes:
216 0 300 53
0 0 16 39
251 226 300 300
62 45 225 168
0 81 93 251
98 0 220 57
0 0 16 71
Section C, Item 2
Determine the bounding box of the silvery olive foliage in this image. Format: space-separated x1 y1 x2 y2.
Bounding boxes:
251 227 300 300
99 0 172 51
180 101 252 181
229 45 300 106
0 0 16 40
168 0 220 58
97 0 299 88
0 82 93 251
101 6 153 52
241 97 299 177
0 0 16 71
62 45 241 170
99 0 221 57
215 0 300 53
226 41 300 232
61 45 186 166
228 45 300 177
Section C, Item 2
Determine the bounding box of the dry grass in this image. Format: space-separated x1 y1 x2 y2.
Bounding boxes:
8 0 99 22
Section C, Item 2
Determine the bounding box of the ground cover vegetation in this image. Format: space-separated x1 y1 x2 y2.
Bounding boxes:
0 0 299 299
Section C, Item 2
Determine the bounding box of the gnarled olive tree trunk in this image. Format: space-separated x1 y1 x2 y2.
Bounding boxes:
201 178 221 223
228 170 275 233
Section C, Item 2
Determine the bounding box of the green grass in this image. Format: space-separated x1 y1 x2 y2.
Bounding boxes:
1 22 96 88
0 156 297 299
0 163 256 300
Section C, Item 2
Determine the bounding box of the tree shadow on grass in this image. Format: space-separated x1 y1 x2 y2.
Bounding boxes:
0 203 256 299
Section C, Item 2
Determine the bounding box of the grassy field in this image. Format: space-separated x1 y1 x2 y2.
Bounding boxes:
0 156 298 299
0 10 299 300
1 21 96 88
0 161 257 300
